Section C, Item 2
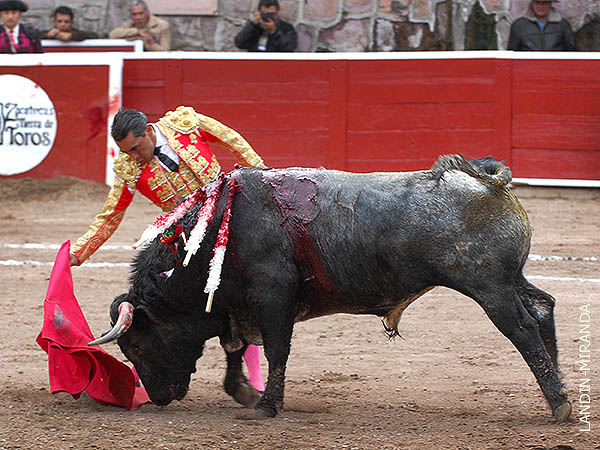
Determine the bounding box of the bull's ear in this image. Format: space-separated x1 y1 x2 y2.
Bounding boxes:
132 304 157 325
109 293 130 325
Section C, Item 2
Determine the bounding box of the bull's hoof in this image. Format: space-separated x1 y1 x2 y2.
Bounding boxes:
233 382 261 409
252 405 277 418
234 406 276 420
553 401 572 423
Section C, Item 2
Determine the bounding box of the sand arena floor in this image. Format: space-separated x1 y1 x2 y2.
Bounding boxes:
0 177 598 449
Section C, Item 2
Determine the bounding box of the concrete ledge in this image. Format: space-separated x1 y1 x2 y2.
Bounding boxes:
511 186 600 199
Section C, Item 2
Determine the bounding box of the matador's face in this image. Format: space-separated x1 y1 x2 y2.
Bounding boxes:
116 124 156 165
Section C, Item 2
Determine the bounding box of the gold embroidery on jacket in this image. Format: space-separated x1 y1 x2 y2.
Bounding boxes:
74 210 126 262
159 106 200 134
179 142 208 176
178 161 202 192
196 112 265 168
113 153 140 190
72 179 128 261
156 121 189 165
199 155 221 186
146 159 202 211
160 106 265 169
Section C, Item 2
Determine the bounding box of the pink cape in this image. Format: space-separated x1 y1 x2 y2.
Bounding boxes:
36 241 150 410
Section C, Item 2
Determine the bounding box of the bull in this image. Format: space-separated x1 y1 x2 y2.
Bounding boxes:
90 155 571 422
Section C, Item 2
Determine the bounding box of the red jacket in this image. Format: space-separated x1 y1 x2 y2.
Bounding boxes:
0 24 43 53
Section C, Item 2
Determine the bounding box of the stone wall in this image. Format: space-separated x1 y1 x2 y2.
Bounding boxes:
22 0 600 51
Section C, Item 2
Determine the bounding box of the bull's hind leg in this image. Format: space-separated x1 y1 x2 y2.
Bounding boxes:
223 346 261 408
517 279 560 369
474 287 571 422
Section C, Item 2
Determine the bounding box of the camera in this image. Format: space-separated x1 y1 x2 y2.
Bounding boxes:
260 11 275 22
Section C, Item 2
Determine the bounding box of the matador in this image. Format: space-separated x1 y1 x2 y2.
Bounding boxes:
70 105 266 392
71 105 266 264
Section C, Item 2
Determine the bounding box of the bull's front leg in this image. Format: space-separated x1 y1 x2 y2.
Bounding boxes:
254 324 293 417
223 346 261 409
245 294 295 418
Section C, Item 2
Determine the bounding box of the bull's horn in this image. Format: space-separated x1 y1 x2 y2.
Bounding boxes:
88 302 134 346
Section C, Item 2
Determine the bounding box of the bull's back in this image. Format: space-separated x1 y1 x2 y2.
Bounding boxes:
228 163 530 315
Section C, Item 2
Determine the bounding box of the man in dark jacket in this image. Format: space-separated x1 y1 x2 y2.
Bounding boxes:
0 0 42 53
508 0 576 51
40 6 98 42
234 0 297 52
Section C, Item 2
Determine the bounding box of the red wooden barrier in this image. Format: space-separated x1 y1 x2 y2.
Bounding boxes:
121 53 600 182
1 53 598 185
0 54 122 183
511 59 600 180
0 66 108 182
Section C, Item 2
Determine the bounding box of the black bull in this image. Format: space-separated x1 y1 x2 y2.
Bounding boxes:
94 155 571 421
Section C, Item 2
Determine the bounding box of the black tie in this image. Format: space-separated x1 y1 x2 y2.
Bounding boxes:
154 147 179 172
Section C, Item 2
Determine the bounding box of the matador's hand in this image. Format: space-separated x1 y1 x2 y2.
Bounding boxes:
69 252 80 267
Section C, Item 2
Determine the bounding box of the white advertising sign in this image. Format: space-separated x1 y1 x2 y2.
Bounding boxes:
0 74 57 176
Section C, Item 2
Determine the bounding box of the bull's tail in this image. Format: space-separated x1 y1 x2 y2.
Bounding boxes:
430 154 512 187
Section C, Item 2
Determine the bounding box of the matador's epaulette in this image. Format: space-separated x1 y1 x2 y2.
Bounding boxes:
159 106 200 134
113 153 141 188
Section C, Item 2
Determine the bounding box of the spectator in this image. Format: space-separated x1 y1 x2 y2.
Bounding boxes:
235 0 297 52
109 0 170 51
40 6 98 42
0 0 42 53
508 0 576 51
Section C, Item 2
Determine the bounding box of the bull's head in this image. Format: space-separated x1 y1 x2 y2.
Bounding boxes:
89 293 208 406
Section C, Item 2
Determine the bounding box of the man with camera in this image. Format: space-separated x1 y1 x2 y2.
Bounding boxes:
234 0 297 52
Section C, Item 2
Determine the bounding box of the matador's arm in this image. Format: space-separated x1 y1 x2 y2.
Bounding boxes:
159 106 266 169
196 112 266 168
71 158 137 263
